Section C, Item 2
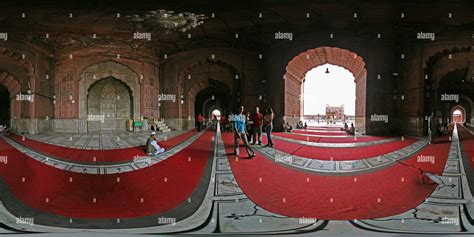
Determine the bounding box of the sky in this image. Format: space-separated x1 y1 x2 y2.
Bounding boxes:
303 64 356 116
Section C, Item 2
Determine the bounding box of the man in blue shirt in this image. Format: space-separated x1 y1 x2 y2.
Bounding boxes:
233 105 256 158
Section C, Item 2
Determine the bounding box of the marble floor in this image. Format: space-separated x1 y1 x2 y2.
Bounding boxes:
18 130 187 150
1 125 474 236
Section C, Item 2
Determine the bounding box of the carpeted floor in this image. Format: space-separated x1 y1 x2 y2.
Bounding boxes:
274 132 391 143
8 131 196 163
0 131 213 218
222 131 451 220
258 135 416 161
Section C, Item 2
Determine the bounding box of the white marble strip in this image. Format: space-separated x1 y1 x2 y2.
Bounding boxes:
254 139 427 174
272 134 401 148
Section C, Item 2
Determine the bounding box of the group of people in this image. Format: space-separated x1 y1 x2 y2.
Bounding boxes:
296 121 308 129
227 106 275 158
343 122 356 135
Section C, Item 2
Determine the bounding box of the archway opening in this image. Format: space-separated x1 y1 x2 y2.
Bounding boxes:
193 79 232 127
87 77 133 131
0 84 10 127
303 63 355 126
284 47 367 133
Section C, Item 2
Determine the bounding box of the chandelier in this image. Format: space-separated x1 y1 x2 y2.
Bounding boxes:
126 10 206 33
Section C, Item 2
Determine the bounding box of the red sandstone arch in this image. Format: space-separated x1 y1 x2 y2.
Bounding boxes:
0 70 21 119
176 59 238 129
284 46 367 132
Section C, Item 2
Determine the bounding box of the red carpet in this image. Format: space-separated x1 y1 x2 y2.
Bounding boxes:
274 132 389 143
0 131 213 218
261 135 417 161
223 132 451 220
8 131 195 163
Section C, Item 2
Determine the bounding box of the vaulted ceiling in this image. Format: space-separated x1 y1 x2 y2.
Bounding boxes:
0 0 472 55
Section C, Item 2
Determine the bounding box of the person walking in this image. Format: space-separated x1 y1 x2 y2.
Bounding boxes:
233 106 256 158
197 113 204 132
264 107 274 148
251 106 263 145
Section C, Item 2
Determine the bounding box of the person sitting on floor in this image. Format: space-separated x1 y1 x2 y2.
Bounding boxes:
296 121 304 129
284 122 293 132
347 123 355 135
344 122 349 131
304 122 307 129
145 131 165 156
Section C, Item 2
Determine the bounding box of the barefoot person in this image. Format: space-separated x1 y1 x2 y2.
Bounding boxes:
145 131 165 156
233 105 256 158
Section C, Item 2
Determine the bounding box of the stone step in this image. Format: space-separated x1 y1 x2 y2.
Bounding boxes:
151 119 171 133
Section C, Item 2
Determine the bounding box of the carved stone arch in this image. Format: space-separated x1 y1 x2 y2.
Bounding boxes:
178 59 238 97
0 70 21 120
78 61 141 133
0 47 36 84
423 45 472 79
284 46 367 133
177 59 239 125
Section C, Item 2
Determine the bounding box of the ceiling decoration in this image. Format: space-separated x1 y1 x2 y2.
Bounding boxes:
126 9 206 33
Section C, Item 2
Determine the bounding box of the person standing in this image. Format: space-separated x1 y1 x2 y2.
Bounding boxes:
264 107 274 148
197 113 204 132
233 106 256 158
220 114 226 132
428 112 435 144
246 112 253 143
251 106 263 145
